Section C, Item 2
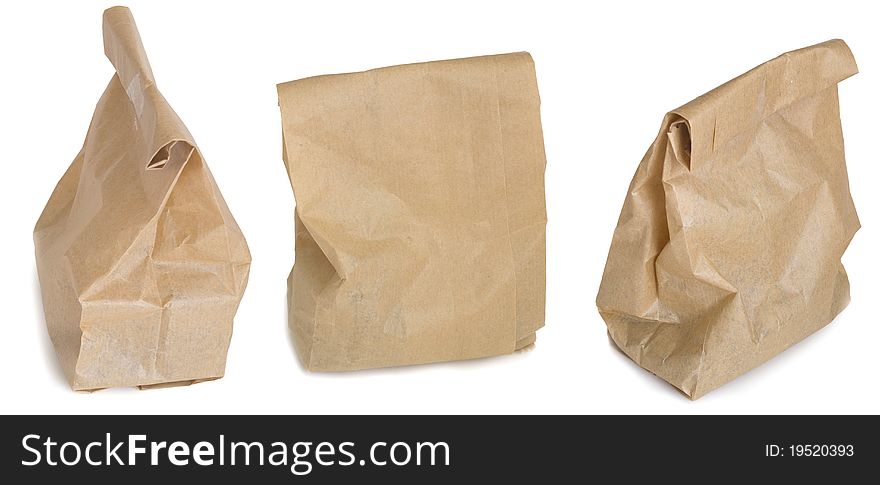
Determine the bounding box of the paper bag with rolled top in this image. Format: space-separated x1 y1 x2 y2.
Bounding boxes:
597 40 859 399
34 7 251 390
278 53 547 371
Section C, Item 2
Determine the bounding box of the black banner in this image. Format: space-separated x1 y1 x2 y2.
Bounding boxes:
1 415 876 480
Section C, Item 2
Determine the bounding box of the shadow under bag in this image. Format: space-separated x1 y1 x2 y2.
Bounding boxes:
597 40 859 399
34 7 251 390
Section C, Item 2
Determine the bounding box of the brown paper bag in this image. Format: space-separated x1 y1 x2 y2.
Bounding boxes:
597 40 859 399
278 53 547 371
34 7 251 390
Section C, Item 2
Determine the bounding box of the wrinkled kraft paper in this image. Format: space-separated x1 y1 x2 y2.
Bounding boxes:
597 40 859 399
34 7 251 390
278 53 547 371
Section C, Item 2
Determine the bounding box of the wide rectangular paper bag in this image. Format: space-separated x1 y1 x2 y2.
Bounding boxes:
278 53 547 371
34 7 251 390
597 40 859 399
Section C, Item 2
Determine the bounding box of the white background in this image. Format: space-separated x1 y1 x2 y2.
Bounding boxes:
1 0 877 414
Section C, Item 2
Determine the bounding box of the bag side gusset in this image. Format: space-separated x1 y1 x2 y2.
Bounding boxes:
492 53 548 350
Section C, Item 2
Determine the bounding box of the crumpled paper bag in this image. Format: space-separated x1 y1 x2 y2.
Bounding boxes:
597 40 859 399
34 7 251 390
278 53 547 371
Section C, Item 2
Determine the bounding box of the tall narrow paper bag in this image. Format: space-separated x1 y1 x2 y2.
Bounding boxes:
34 7 251 390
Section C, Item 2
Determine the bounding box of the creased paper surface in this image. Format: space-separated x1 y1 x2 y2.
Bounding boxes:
34 7 251 390
597 40 859 399
278 53 547 371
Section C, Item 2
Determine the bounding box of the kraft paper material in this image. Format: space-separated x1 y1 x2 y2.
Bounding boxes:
278 53 547 371
34 7 251 390
597 40 859 399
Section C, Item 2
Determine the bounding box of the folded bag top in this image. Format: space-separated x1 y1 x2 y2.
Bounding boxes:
597 40 859 399
278 53 547 371
34 7 251 390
